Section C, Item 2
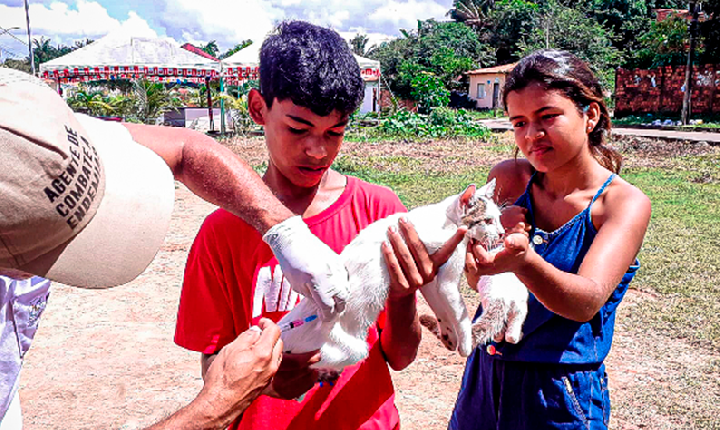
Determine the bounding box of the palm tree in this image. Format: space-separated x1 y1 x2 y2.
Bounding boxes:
32 37 54 64
131 80 183 124
219 40 253 59
447 0 496 29
66 88 115 117
350 34 370 56
201 40 220 58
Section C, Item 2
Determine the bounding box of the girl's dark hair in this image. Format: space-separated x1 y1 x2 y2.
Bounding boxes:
503 49 622 173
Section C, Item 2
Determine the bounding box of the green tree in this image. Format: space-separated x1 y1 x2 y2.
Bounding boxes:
410 72 450 112
447 0 496 29
484 0 540 65
129 80 183 124
219 40 253 59
633 15 693 68
201 40 220 58
699 2 720 64
370 19 492 99
0 59 31 73
66 88 115 116
516 1 621 89
349 34 372 56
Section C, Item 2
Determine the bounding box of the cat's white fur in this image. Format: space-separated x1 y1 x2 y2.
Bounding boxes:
279 180 506 372
473 272 529 345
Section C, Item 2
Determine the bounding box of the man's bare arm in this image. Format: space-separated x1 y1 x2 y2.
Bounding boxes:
123 123 291 234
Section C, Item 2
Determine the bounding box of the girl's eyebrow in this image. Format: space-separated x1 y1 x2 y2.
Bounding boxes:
510 106 557 121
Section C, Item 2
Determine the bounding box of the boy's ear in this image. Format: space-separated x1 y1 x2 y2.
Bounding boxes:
247 88 267 126
459 184 476 208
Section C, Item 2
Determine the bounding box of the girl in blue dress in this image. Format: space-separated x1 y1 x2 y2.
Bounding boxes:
450 50 652 429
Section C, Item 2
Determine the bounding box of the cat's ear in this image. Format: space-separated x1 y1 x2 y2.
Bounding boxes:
459 184 477 208
477 178 497 200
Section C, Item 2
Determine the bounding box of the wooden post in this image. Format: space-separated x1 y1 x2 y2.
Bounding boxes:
205 76 214 132
681 1 700 125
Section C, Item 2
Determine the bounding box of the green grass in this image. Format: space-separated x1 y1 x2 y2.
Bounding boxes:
333 156 489 209
622 166 720 348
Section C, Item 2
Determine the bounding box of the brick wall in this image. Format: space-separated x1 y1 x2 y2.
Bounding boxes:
615 65 720 117
378 89 418 112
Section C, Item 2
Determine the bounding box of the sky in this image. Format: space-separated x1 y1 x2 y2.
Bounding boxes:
0 0 455 62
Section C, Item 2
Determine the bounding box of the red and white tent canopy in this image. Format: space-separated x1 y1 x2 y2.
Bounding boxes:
219 43 381 85
39 32 220 84
220 43 260 86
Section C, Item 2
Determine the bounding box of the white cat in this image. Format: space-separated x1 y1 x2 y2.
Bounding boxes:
279 179 521 372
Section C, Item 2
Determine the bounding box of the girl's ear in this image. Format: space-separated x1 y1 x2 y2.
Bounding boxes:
586 101 601 132
459 184 477 208
476 178 496 200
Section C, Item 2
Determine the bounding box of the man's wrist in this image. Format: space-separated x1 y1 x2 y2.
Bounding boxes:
257 212 295 236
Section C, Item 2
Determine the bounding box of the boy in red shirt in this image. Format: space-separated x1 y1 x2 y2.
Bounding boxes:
175 21 460 430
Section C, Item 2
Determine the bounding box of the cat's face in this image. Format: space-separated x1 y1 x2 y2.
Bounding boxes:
455 180 504 248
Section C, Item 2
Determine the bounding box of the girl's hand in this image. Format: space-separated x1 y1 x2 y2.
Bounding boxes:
465 223 531 283
500 205 528 230
262 350 321 400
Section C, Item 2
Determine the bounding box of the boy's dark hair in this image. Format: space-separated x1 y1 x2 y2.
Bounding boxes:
503 49 622 174
259 21 364 117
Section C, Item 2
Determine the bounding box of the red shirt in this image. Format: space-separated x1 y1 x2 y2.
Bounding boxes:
175 176 407 430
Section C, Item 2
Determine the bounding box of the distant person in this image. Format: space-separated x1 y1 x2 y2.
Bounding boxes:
175 21 465 430
0 67 354 429
448 50 652 429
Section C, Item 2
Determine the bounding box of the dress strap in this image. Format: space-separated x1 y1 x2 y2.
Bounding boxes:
523 172 538 196
590 174 616 204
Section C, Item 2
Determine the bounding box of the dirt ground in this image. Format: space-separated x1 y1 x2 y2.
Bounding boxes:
18 136 720 429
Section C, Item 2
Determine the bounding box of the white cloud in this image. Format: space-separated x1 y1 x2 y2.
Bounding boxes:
157 0 284 51
305 8 351 28
369 0 448 29
0 1 156 53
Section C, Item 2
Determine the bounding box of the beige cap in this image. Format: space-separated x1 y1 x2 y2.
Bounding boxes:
0 68 175 288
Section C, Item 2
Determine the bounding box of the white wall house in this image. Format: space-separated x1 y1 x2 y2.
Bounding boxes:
467 63 516 110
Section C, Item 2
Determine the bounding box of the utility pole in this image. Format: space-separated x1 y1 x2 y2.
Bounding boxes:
681 1 701 125
24 0 35 76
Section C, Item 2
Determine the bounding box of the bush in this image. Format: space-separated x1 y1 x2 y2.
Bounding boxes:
410 73 450 113
363 108 491 139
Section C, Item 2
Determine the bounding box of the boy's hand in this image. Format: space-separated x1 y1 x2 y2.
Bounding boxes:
263 216 350 321
383 217 467 299
262 350 321 400
196 318 282 422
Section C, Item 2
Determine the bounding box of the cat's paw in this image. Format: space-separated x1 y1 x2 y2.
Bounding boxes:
419 314 439 337
421 314 460 351
471 300 508 347
472 273 529 346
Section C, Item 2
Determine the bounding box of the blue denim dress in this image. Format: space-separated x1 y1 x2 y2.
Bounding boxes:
449 174 639 430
